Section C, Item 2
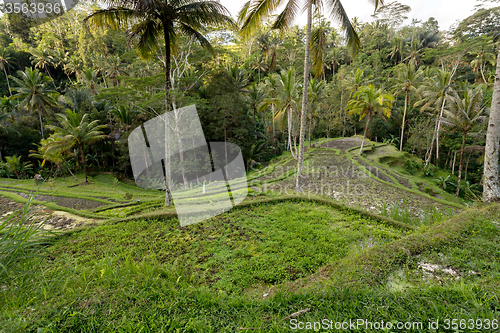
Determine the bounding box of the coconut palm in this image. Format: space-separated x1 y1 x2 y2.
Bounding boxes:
389 35 406 64
46 110 106 182
262 68 301 159
30 47 57 89
262 72 281 142
239 0 383 192
29 135 78 180
307 78 325 146
0 48 13 96
86 0 234 205
483 38 500 201
9 68 59 139
391 63 423 151
416 68 453 166
346 84 393 155
440 88 487 197
469 46 496 83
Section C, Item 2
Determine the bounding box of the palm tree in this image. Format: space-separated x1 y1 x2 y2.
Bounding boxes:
469 46 496 84
86 0 234 205
440 88 487 197
263 68 300 159
80 68 102 95
389 35 406 64
416 68 453 167
346 84 393 155
262 72 280 143
483 39 500 202
0 48 12 96
9 68 59 139
247 82 265 121
30 47 57 89
307 78 325 146
391 63 423 151
46 110 106 182
239 0 384 192
29 135 78 180
64 55 84 82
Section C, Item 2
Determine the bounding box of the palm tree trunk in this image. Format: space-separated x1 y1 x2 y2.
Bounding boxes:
435 95 447 164
163 22 172 207
308 114 312 148
481 64 487 84
63 156 77 181
3 67 11 96
288 107 298 160
483 41 500 201
272 103 275 144
464 152 471 183
455 133 466 197
80 145 88 182
359 113 371 155
296 0 312 193
400 92 408 151
38 110 44 138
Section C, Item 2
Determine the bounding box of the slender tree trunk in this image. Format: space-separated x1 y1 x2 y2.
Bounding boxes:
359 113 371 155
400 92 408 151
483 41 500 201
452 150 456 174
272 103 275 144
80 145 88 182
456 133 466 197
435 95 447 164
296 0 312 193
464 151 471 183
289 107 298 160
163 22 172 207
38 110 44 138
3 67 11 96
63 156 77 181
481 64 487 84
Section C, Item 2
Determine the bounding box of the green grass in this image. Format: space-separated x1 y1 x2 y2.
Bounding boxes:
0 201 499 332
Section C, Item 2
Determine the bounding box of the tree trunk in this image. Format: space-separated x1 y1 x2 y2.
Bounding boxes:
359 113 371 155
455 133 466 197
296 0 312 193
435 95 447 164
308 112 312 148
38 110 44 139
288 107 298 160
483 41 500 202
3 67 11 96
80 144 88 182
163 22 172 207
399 91 408 151
272 103 275 144
464 151 471 183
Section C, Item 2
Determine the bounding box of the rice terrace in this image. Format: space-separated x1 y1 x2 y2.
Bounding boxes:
1 0 500 332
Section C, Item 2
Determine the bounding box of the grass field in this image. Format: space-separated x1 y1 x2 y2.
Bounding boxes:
1 138 499 332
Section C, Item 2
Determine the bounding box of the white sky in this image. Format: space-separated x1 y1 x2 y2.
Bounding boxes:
220 0 498 31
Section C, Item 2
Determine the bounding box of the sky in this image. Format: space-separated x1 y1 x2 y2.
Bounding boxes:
219 0 497 31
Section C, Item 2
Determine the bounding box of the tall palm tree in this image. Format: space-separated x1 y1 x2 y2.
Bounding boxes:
307 78 325 146
263 68 301 159
440 88 487 197
30 47 57 89
239 0 383 192
346 84 393 155
469 46 496 84
9 68 59 139
0 48 12 96
46 110 107 182
391 63 423 151
416 68 453 167
483 39 500 201
262 72 280 143
86 0 234 205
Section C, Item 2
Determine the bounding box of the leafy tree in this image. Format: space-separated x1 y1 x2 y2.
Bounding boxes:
9 68 59 139
440 88 487 197
46 110 107 182
0 48 12 96
86 0 234 205
346 84 393 155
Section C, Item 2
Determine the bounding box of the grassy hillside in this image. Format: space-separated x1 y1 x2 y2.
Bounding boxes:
1 138 498 332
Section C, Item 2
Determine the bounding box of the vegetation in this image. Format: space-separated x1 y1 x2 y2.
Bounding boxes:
1 0 500 331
